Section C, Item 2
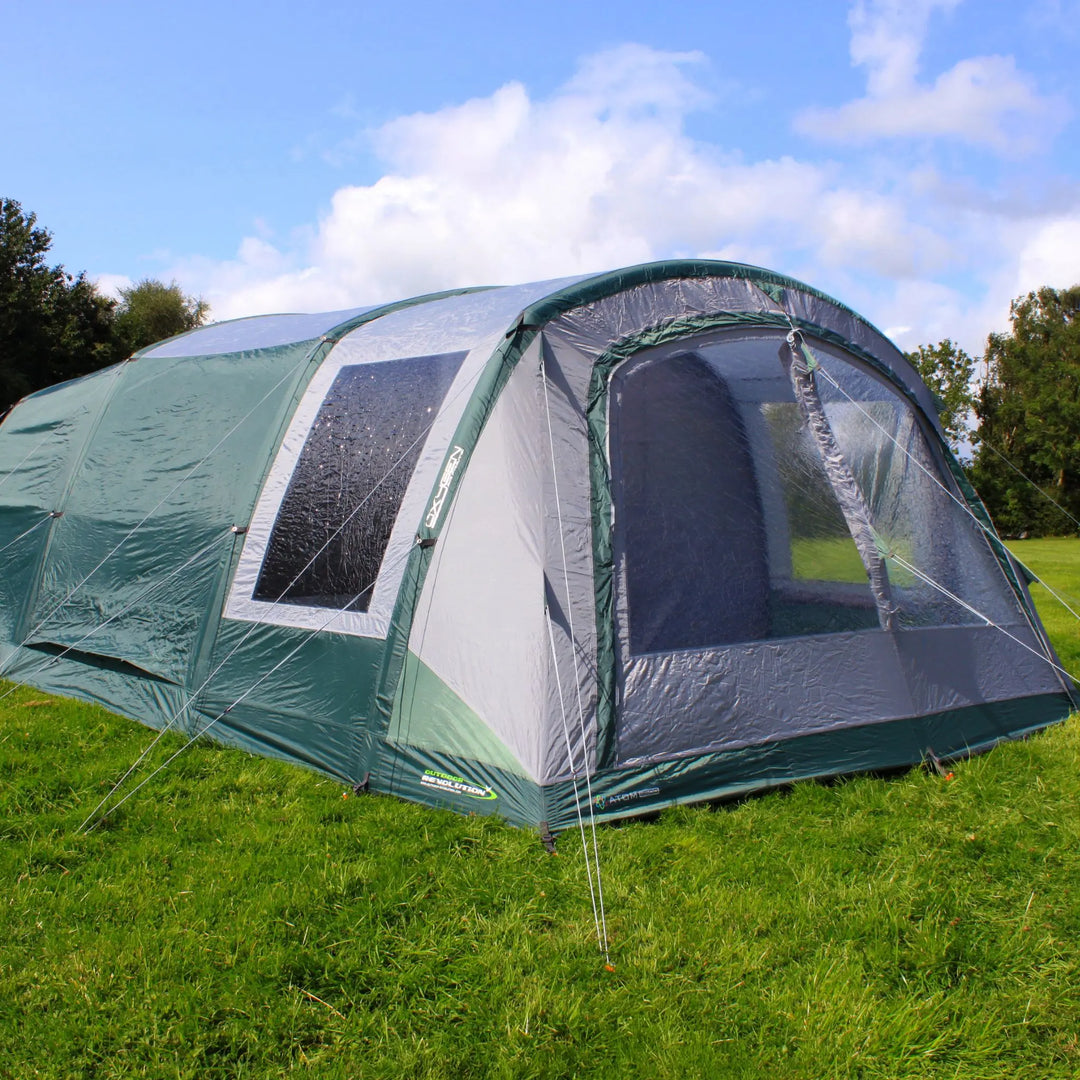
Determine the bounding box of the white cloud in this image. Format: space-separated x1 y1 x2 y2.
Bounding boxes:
93 273 132 300
186 45 944 323
849 0 959 97
873 279 972 352
1015 216 1080 294
796 0 1067 153
157 40 1075 369
874 204 1080 356
813 188 950 276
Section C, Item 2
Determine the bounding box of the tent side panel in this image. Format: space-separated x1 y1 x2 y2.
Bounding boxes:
371 740 543 827
389 653 529 776
366 282 595 795
200 620 384 782
0 367 120 659
400 343 549 784
542 691 1073 832
19 342 321 688
1 647 190 735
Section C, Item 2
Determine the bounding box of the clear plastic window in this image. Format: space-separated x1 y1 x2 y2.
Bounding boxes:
254 351 466 611
611 333 1019 656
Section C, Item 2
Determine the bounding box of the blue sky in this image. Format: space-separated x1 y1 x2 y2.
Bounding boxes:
3 0 1079 353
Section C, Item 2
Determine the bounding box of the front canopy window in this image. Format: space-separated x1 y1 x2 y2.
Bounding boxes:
610 332 1020 657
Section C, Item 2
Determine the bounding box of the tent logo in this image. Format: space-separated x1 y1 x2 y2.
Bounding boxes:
420 768 497 801
424 445 465 530
595 787 660 811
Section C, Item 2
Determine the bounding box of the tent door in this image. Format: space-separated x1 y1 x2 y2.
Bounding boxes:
608 350 769 762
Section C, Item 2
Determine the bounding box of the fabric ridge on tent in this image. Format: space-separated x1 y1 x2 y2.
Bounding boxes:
0 260 1074 834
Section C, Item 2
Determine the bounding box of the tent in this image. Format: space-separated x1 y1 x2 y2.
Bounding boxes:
0 261 1074 834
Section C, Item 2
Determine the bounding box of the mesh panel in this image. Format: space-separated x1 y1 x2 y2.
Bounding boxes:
612 352 768 654
254 351 466 611
813 361 1017 629
611 332 1021 655
760 400 880 637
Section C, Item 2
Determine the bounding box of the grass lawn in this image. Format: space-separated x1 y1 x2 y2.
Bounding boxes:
791 535 870 583
1007 538 1080 676
0 541 1077 1078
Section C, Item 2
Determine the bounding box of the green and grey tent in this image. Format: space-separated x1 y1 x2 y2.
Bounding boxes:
0 261 1074 834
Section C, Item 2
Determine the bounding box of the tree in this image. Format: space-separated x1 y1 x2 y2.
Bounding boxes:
0 197 121 412
904 338 975 454
114 278 209 354
969 285 1080 537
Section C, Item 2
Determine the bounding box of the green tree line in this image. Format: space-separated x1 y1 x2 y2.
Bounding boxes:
0 197 207 415
906 286 1080 538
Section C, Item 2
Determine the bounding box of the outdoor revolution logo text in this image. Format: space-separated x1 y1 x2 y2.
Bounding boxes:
420 769 497 801
424 445 465 530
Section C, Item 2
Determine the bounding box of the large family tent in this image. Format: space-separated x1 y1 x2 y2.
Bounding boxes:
0 261 1074 834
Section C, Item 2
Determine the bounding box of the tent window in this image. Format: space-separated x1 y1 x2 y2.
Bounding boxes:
253 351 466 611
611 333 1020 657
760 399 882 637
766 406 867 585
611 352 770 654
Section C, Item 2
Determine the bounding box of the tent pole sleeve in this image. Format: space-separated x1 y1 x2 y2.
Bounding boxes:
782 332 896 631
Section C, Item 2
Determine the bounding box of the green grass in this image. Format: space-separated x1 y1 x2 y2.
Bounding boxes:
792 535 869 583
791 536 916 587
1 541 1078 1078
1007 538 1080 675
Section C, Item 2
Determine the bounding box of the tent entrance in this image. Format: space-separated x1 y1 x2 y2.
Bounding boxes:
609 350 772 654
607 331 1029 768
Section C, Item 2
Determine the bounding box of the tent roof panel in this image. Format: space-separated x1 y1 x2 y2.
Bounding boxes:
138 307 378 358
328 274 591 363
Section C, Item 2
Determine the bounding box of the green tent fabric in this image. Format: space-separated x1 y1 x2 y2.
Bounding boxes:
0 261 1074 834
